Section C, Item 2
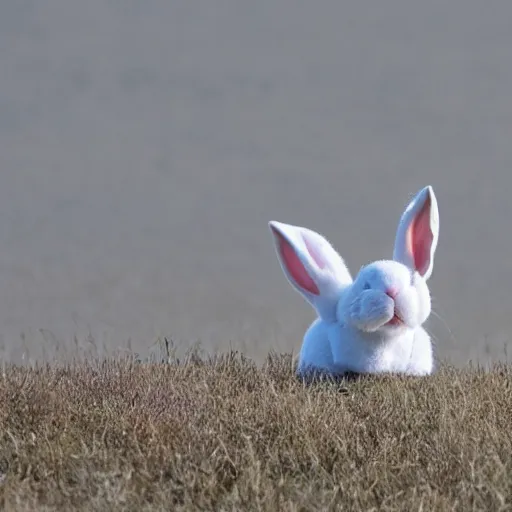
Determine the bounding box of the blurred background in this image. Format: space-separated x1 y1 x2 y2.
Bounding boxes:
1 1 511 365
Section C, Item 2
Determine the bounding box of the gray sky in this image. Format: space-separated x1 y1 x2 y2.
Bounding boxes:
1 1 511 366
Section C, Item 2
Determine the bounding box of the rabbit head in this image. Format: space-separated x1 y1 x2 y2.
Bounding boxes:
269 186 439 337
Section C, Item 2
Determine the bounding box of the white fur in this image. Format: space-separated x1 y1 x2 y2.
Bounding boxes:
269 185 439 378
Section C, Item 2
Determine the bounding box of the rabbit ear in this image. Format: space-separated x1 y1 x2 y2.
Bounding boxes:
269 221 352 321
393 185 439 280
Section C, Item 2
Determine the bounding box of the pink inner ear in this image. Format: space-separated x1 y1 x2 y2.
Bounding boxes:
406 196 433 276
275 231 320 295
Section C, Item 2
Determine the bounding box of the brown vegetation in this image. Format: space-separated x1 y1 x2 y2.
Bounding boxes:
0 346 511 511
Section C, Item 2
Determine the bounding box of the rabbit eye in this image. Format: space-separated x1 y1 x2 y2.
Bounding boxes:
363 282 371 290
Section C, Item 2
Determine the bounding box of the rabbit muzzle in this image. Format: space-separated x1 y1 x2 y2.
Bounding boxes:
341 286 415 334
384 287 405 326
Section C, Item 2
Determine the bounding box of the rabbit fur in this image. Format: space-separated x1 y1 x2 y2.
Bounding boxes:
268 185 439 378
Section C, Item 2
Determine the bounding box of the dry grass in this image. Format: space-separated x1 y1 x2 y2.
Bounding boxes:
0 344 511 511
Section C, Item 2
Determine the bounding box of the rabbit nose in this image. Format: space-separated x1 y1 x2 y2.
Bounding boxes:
385 287 399 300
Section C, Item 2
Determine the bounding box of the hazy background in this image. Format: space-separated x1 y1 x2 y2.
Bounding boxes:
1 1 511 365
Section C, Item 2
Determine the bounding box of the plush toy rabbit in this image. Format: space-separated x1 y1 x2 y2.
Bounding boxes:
268 185 439 378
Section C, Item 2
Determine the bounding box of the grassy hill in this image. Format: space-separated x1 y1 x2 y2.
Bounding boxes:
0 346 511 511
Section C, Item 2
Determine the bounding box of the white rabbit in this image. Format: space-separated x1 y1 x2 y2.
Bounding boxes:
268 185 439 379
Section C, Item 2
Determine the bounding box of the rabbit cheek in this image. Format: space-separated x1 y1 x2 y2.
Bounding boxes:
413 279 431 325
394 290 418 327
347 291 395 332
418 298 432 325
